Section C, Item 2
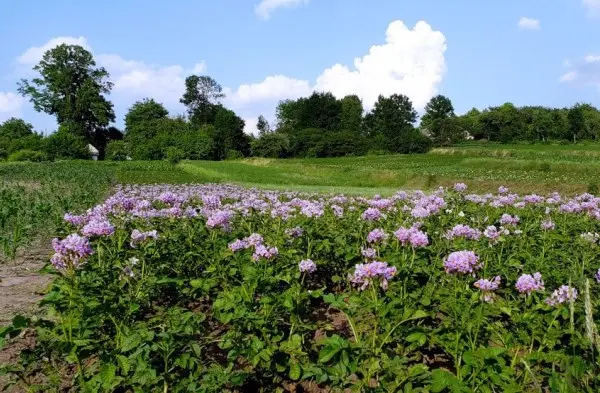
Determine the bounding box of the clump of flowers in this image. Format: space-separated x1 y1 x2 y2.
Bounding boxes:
361 247 377 260
445 224 482 241
228 239 248 252
245 233 264 247
130 229 158 248
541 219 555 231
82 219 115 237
367 228 388 243
206 209 234 231
500 214 520 226
498 186 509 194
483 225 508 244
361 208 382 221
454 183 468 192
443 251 481 275
285 227 304 238
545 285 578 306
299 259 317 274
252 244 278 261
515 273 544 295
64 213 87 226
474 276 501 302
350 261 397 291
51 234 94 271
394 226 429 248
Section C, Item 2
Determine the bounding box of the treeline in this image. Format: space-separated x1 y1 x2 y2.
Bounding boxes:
2 43 600 163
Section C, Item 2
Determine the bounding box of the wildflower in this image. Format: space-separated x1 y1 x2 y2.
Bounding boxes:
443 251 481 275
82 219 115 237
595 268 600 283
129 257 139 265
350 261 397 291
541 219 555 231
130 229 158 248
367 228 388 243
228 239 249 252
445 224 481 241
50 234 94 271
299 259 317 274
498 186 509 194
474 276 501 302
500 214 520 226
245 233 264 247
64 213 87 226
252 244 278 261
285 227 304 238
454 183 468 192
122 266 134 278
361 208 382 221
206 209 234 231
361 247 377 260
545 285 578 306
515 273 544 295
394 227 429 248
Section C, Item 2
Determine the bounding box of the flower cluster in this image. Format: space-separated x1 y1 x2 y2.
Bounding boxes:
393 226 429 248
361 208 382 221
51 234 94 270
350 261 397 290
500 214 520 226
474 276 501 302
515 273 544 295
541 219 555 231
285 226 304 238
545 285 578 306
82 219 115 237
454 183 468 192
299 259 317 273
367 228 388 243
443 251 481 275
445 224 482 241
130 229 158 248
206 209 234 231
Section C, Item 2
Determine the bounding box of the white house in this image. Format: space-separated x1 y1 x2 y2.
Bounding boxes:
88 144 99 161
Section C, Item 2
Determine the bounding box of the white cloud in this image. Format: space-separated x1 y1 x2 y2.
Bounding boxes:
0 92 24 122
228 20 446 115
583 0 600 15
17 36 90 65
518 17 540 30
560 54 600 87
255 0 310 20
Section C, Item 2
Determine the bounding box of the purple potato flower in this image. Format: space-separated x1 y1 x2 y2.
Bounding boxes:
367 228 388 244
350 261 397 291
515 273 544 295
82 219 115 237
443 251 481 275
299 259 317 273
545 285 578 306
474 276 501 302
51 234 94 270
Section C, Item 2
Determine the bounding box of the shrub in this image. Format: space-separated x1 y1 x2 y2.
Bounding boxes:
43 129 90 160
251 133 290 158
0 148 7 161
225 149 244 160
7 149 47 162
105 140 129 161
166 146 185 165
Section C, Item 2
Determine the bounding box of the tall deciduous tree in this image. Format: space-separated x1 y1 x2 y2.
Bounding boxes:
180 75 224 126
213 106 250 158
567 104 587 143
421 95 459 145
371 94 417 140
256 115 271 136
17 44 115 143
125 98 169 132
340 95 363 134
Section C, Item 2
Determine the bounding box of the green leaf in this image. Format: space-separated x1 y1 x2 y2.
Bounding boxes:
318 346 341 363
190 279 203 288
289 362 302 381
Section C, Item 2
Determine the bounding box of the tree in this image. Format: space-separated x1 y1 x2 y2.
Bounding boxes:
0 118 34 139
256 115 271 136
252 133 290 158
125 98 169 132
213 106 250 158
421 95 459 145
340 95 363 134
275 99 303 133
370 94 418 151
567 104 587 143
43 126 91 160
17 44 115 143
180 75 224 126
297 92 342 131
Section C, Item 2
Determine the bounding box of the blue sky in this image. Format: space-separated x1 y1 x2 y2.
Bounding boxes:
1 0 600 134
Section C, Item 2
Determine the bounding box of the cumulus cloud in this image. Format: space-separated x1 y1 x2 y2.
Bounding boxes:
255 0 310 20
17 37 206 112
227 20 447 116
17 36 90 65
0 92 24 122
518 17 540 30
559 54 600 88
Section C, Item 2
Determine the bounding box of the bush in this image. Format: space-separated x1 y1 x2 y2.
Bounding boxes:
166 146 185 165
105 140 129 161
43 129 90 160
225 150 244 160
7 149 47 162
0 148 7 161
251 133 290 158
394 130 433 154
